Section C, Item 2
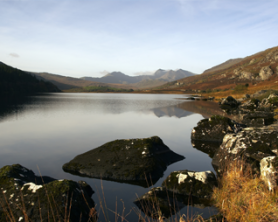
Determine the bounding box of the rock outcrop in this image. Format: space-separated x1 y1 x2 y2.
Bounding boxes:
212 125 278 175
0 164 96 222
259 66 274 80
63 136 185 187
260 156 278 191
161 170 217 198
191 115 245 142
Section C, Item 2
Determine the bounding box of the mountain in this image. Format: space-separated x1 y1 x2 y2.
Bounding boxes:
155 45 278 93
0 62 60 98
81 72 140 84
81 69 195 88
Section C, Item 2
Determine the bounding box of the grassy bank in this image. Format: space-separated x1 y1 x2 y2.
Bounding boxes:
212 159 278 222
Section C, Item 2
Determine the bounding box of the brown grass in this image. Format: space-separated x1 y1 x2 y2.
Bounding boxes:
212 159 278 222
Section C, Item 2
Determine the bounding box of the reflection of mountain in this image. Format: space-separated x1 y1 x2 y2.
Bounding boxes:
176 100 226 118
149 100 225 119
151 106 193 118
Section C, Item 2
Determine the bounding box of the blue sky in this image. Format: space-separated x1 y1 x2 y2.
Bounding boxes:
1 0 278 78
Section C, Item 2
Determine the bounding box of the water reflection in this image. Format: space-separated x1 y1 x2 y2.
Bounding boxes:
134 188 216 219
0 93 220 221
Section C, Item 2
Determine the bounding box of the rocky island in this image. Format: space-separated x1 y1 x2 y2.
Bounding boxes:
63 136 185 187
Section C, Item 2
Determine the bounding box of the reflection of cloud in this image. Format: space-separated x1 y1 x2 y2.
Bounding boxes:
9 53 19 58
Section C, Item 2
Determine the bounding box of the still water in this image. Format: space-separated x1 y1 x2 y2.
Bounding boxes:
0 93 221 221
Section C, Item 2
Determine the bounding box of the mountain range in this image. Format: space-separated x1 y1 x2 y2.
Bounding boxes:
80 69 195 86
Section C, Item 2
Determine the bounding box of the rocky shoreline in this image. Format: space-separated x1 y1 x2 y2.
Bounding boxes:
2 90 278 221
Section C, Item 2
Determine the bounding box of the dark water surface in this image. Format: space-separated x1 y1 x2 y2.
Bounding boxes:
0 93 221 221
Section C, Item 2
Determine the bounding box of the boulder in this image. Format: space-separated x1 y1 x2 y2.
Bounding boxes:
259 94 278 110
191 115 246 142
63 136 185 187
134 187 211 219
212 126 278 175
0 164 96 222
241 111 274 126
239 98 260 111
260 156 278 191
220 96 241 107
161 170 217 198
259 66 273 80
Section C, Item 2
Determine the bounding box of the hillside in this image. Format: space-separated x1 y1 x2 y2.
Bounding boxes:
0 62 60 98
203 58 243 74
153 46 278 95
31 72 134 91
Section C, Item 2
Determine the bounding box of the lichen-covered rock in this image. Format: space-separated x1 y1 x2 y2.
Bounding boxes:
241 111 274 126
134 187 212 219
0 164 96 222
191 115 245 142
63 136 184 187
259 66 273 80
161 170 217 198
212 126 278 175
260 156 278 191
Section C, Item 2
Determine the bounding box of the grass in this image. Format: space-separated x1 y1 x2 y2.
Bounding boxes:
0 172 217 222
212 159 278 222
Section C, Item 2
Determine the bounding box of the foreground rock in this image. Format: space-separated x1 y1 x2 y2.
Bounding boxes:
63 136 185 187
161 170 217 199
212 125 278 175
134 187 213 219
0 164 96 222
191 115 246 142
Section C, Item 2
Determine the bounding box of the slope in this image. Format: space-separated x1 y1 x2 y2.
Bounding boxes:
154 46 278 94
0 62 60 97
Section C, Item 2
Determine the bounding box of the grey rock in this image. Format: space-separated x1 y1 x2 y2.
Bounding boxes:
161 170 217 198
134 187 212 219
241 111 274 126
63 136 184 187
260 156 278 191
0 164 96 222
212 126 278 175
191 115 246 142
259 66 273 80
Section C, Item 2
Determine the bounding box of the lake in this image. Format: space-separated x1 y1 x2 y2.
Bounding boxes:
0 93 222 221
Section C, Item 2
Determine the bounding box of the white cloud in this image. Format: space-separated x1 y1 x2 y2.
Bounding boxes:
9 53 19 58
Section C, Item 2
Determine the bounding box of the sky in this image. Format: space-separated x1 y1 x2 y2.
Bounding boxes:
1 0 278 78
